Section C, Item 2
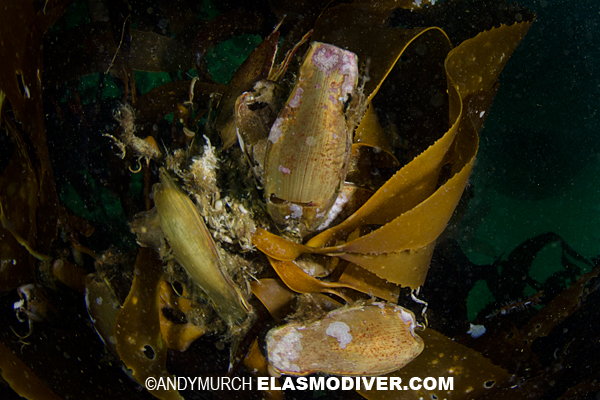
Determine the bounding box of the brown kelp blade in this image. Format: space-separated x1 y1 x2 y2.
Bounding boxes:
255 21 532 289
158 281 207 352
0 1 62 258
337 263 400 303
522 265 600 343
352 105 398 164
0 128 41 290
251 278 297 324
0 341 63 400
251 278 345 324
339 243 437 290
267 257 356 303
114 248 182 400
358 329 511 400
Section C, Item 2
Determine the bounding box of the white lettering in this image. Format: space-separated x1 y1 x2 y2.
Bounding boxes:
257 377 269 390
342 377 354 390
271 377 282 390
296 377 308 390
156 377 166 390
326 377 340 390
187 377 197 388
230 377 240 390
310 377 324 391
242 377 252 390
390 377 402 390
145 375 448 392
409 377 421 390
362 377 376 390
198 377 210 390
423 377 436 390
177 377 187 390
281 377 296 390
376 377 387 390
166 377 177 390
439 377 453 391
221 377 231 390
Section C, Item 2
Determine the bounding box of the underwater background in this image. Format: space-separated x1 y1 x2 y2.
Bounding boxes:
460 0 600 319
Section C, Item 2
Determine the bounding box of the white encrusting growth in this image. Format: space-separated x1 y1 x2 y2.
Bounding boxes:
325 321 353 349
269 329 303 373
289 88 304 108
468 323 486 338
268 117 284 143
289 204 303 219
316 191 348 230
394 305 418 336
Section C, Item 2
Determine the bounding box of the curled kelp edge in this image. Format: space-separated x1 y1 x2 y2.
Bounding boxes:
254 21 533 291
